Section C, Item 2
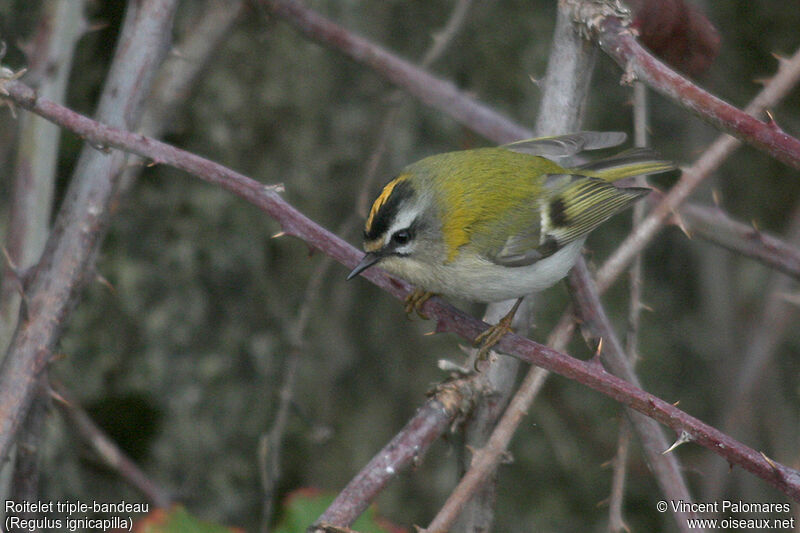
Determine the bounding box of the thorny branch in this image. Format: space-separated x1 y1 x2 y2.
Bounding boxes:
4 0 87 510
0 0 179 465
310 2 477 528
0 79 798 502
581 8 800 169
312 378 479 530
1 0 800 528
677 201 800 279
595 37 800 293
263 0 800 295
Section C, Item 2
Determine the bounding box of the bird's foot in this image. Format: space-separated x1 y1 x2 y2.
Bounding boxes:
404 288 434 320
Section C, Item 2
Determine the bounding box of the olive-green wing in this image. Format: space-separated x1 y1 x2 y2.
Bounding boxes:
488 176 649 267
502 131 627 158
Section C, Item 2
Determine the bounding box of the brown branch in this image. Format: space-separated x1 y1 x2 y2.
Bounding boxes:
677 202 800 280
2 82 799 502
262 0 531 144
702 203 800 498
596 42 800 293
311 378 478 530
261 0 800 291
50 382 173 507
0 0 179 464
3 0 87 511
421 368 549 533
268 0 800 171
592 13 800 169
567 260 698 528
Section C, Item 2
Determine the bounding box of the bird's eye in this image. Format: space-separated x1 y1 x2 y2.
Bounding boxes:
391 229 411 245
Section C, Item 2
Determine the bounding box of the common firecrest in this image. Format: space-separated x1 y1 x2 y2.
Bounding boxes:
347 131 674 360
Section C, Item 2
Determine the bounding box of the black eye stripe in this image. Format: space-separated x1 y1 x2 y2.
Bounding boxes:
364 179 415 242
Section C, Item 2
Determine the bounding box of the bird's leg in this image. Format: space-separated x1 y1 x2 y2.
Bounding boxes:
404 288 434 319
473 297 524 363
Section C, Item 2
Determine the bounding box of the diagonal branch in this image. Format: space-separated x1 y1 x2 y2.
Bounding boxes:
567 260 698 527
421 367 550 533
1 80 798 501
312 378 478 529
588 12 800 169
50 382 173 507
262 0 531 143
677 202 800 279
596 42 800 292
267 0 800 169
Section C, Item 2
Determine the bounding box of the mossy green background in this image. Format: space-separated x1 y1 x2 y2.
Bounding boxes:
0 1 798 531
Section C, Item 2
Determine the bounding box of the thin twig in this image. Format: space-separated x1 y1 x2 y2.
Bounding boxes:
259 344 301 532
608 79 649 533
677 201 800 279
419 0 472 68
263 0 531 143
140 0 246 139
607 419 633 533
50 382 173 507
422 368 549 533
355 0 473 217
311 378 479 530
261 222 331 531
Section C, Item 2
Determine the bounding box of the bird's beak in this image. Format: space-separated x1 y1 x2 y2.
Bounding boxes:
346 252 381 280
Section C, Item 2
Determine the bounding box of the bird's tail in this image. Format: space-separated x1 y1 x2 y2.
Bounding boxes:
572 148 676 182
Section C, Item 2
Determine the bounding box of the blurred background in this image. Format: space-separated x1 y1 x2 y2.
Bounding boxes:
0 0 798 531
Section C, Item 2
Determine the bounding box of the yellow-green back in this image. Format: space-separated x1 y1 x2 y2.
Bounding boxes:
401 145 673 263
405 148 565 261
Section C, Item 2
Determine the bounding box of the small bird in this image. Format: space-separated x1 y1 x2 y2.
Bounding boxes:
347 132 674 361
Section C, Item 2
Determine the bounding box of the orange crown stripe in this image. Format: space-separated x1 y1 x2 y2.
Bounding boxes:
365 174 408 233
